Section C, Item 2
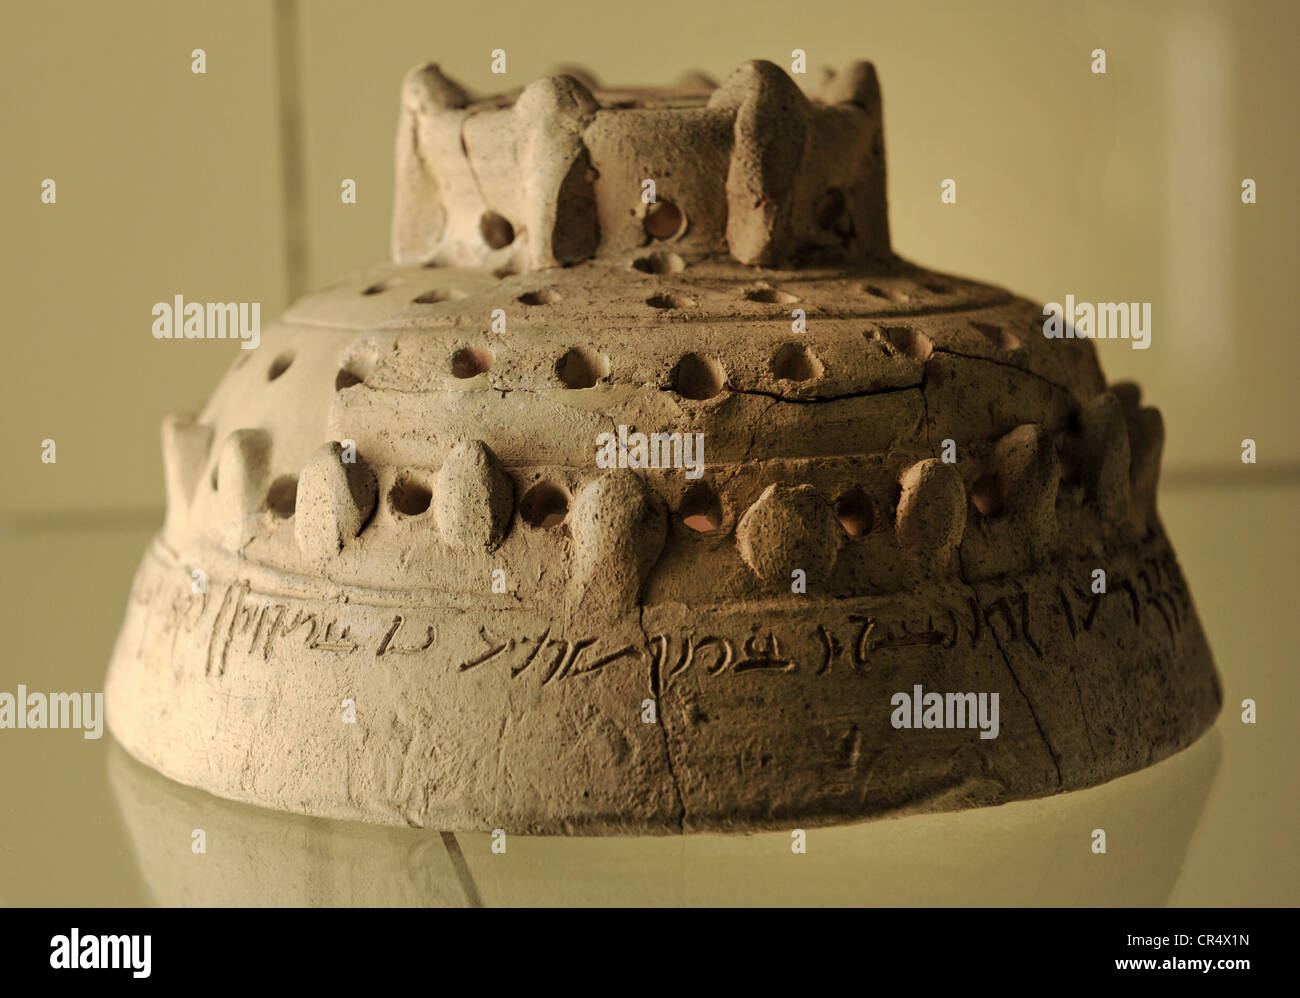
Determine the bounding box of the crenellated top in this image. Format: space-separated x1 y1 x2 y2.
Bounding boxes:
392 59 892 272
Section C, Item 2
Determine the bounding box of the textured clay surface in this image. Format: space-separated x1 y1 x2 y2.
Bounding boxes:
105 59 1221 833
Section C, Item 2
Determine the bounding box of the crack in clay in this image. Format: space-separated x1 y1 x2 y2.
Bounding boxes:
918 371 936 456
1068 668 1098 761
641 604 686 833
931 347 1075 397
718 397 779 493
956 554 1064 787
727 381 922 405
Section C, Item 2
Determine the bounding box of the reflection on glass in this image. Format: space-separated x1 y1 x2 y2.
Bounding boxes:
108 726 1221 907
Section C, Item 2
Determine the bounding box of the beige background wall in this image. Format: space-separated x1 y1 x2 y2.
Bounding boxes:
0 0 1295 910
2 0 1296 516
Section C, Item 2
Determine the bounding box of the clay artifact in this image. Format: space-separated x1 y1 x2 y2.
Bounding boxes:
105 58 1221 833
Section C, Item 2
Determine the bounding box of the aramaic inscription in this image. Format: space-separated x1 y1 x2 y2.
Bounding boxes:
173 550 1189 686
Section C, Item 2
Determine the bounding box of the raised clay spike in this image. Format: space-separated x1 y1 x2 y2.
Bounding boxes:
294 442 377 560
984 423 1060 560
710 59 889 265
514 76 601 270
391 63 471 265
1077 391 1131 522
895 458 966 571
393 57 890 272
736 483 841 584
819 60 882 109
214 428 272 518
105 57 1220 835
1108 380 1163 531
549 64 601 92
570 471 667 615
432 440 513 552
160 412 212 542
710 61 812 266
1128 406 1165 529
1110 380 1143 413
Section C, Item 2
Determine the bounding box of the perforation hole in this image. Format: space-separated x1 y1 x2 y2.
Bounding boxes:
878 326 933 362
335 367 364 391
632 251 686 275
520 482 569 529
480 212 515 249
863 284 907 302
746 287 800 304
771 343 823 382
971 321 1021 351
835 489 874 537
451 347 494 379
267 352 294 381
643 200 684 240
971 475 1003 517
556 347 610 389
680 482 724 532
267 476 298 518
647 291 695 310
519 289 561 306
672 353 724 400
412 289 466 304
389 474 432 517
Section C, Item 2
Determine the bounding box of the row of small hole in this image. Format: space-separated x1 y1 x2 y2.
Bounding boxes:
363 285 563 306
262 469 881 542
264 461 880 543
331 344 827 394
329 318 1017 395
864 281 951 300
366 281 959 311
508 480 878 537
328 320 1011 395
423 200 686 258
270 453 1005 535
411 201 682 258
378 476 721 534
384 473 570 530
513 481 716 533
365 276 978 317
